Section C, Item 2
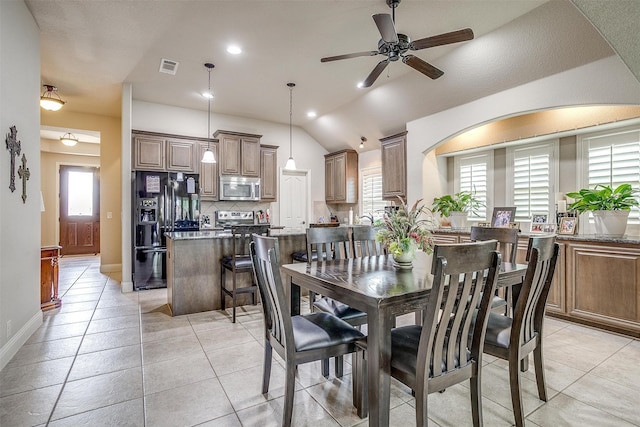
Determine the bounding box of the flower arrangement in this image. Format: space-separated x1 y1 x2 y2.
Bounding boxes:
375 197 435 257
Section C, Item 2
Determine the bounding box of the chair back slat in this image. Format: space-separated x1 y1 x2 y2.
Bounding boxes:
250 234 295 360
470 226 519 264
512 235 559 346
418 241 501 380
306 227 351 261
352 226 384 257
231 225 270 258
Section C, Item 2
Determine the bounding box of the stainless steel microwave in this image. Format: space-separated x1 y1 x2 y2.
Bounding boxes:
219 176 261 201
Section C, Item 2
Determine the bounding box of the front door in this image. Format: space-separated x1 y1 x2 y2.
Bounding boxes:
280 169 308 232
59 165 100 255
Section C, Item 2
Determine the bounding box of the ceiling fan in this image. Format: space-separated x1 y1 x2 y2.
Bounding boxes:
321 0 474 87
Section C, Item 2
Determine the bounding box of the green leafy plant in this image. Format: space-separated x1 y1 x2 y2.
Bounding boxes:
431 191 484 217
566 184 639 213
375 197 434 257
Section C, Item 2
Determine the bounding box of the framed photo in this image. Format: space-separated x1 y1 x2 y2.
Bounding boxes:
476 222 490 227
508 222 520 230
491 207 516 228
559 217 578 235
530 223 545 233
531 213 548 224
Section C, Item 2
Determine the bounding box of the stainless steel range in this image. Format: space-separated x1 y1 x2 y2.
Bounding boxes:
215 210 255 229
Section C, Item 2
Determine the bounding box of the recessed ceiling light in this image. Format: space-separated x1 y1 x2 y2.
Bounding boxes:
226 45 242 55
307 111 317 118
202 91 214 99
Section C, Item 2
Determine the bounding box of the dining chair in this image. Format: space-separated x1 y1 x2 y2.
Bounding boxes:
470 226 519 313
353 240 501 426
220 225 270 323
481 235 559 427
250 234 364 427
351 225 384 257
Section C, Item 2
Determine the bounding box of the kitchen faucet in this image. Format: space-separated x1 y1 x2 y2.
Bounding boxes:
359 213 374 225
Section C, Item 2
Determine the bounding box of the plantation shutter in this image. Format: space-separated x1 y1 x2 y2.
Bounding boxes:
582 128 640 224
456 154 490 221
362 169 387 221
507 142 556 221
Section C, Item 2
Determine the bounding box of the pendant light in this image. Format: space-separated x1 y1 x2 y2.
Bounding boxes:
60 132 78 146
284 82 297 170
359 136 367 149
201 63 216 164
40 85 66 111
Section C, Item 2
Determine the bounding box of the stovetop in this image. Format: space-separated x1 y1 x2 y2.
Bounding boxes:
215 210 255 228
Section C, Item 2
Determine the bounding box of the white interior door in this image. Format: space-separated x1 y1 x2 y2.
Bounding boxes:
280 169 309 232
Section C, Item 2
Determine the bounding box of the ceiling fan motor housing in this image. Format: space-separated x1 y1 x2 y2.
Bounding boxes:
378 33 410 60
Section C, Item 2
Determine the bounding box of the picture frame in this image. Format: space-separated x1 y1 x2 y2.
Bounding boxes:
508 222 521 230
558 216 578 235
476 222 490 227
531 212 548 224
530 222 558 234
491 207 516 228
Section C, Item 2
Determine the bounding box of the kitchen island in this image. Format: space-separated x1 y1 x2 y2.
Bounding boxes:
165 229 306 316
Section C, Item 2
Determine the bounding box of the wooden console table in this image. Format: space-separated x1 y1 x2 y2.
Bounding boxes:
41 245 62 311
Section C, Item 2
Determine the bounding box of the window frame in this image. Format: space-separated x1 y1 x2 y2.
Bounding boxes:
360 166 387 222
454 151 493 222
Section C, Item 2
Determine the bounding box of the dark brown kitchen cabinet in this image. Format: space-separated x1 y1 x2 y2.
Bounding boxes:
380 131 407 200
198 141 219 201
133 135 165 171
325 149 358 204
214 130 261 177
260 145 278 201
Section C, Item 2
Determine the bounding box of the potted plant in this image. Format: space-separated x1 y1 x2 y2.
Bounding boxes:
566 183 639 237
375 197 434 269
432 191 484 229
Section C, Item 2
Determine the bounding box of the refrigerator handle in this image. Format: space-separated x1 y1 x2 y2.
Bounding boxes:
164 184 170 231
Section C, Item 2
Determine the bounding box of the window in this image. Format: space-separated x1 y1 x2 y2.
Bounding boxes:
67 170 94 216
361 167 387 221
578 126 640 225
454 153 492 221
506 141 558 221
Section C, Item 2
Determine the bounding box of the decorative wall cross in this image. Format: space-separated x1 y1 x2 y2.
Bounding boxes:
5 126 21 193
17 153 30 204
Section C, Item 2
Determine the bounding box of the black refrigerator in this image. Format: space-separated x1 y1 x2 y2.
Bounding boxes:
132 171 200 290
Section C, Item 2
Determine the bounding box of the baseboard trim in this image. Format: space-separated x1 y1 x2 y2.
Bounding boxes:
100 263 121 273
121 281 134 293
0 310 43 371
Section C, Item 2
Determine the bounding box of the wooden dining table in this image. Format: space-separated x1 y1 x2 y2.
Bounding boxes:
281 251 528 427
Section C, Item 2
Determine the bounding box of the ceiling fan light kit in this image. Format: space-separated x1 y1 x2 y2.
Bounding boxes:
40 84 66 111
201 62 217 164
321 0 473 87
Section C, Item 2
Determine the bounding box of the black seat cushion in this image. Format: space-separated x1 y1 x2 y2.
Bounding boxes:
291 251 322 263
483 312 512 349
390 325 470 377
313 297 367 322
221 255 253 270
292 312 364 352
491 295 508 309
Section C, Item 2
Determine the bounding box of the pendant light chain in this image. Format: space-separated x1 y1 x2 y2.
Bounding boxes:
285 82 297 170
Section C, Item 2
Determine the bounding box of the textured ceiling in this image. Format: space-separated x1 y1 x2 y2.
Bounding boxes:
26 0 620 153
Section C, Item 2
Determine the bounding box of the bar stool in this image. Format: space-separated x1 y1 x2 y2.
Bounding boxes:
220 225 270 323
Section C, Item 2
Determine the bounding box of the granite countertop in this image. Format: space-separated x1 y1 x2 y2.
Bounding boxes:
430 227 640 245
165 228 305 240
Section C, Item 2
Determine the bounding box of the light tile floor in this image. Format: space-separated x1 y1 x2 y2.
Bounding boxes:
2 254 640 426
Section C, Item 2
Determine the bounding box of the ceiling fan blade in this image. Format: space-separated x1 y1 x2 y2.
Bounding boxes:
362 60 389 88
411 28 474 50
321 51 379 62
403 55 444 79
372 13 398 43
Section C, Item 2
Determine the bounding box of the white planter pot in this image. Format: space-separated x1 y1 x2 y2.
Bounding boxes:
592 210 630 238
449 211 468 230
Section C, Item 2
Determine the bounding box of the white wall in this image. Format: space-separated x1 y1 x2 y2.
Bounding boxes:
406 55 640 204
0 0 43 369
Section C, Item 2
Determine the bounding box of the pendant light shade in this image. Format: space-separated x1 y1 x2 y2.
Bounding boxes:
284 82 297 171
40 85 65 111
201 63 217 164
60 132 78 146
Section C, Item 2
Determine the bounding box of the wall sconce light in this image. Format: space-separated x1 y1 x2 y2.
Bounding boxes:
60 132 78 146
40 85 66 111
359 136 367 149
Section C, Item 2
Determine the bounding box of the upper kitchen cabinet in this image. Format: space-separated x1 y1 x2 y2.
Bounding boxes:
133 134 165 171
380 131 407 200
325 149 358 204
132 131 196 172
260 145 278 201
214 130 261 177
198 141 219 201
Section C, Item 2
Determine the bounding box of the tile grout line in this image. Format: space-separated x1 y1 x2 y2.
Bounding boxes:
44 267 110 426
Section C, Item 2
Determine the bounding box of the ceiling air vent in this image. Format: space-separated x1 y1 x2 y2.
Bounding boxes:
159 58 179 75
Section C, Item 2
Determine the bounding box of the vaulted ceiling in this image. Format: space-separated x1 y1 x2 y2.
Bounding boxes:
27 0 631 153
